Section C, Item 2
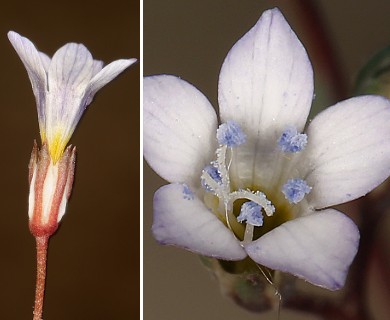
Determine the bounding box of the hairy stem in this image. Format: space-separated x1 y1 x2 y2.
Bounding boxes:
33 236 49 320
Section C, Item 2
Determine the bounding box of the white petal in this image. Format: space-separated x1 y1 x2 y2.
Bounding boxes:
152 183 247 260
89 58 136 97
39 52 51 72
8 31 47 86
48 43 94 92
8 31 48 128
304 95 390 208
44 43 97 160
92 60 104 77
245 209 359 290
218 8 313 141
144 75 218 185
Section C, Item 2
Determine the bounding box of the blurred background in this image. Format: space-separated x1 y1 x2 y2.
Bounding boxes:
0 0 139 318
144 1 390 319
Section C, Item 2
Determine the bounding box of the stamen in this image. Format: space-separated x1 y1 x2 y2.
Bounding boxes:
282 179 311 204
201 164 221 193
230 189 275 217
239 202 263 243
201 144 232 201
278 127 307 152
201 121 277 235
216 120 246 147
201 171 219 193
237 201 263 226
182 184 194 200
216 145 230 189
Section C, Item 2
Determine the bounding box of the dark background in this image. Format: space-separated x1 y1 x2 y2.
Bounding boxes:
143 1 390 319
0 0 139 318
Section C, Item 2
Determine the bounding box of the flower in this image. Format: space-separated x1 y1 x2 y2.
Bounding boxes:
8 31 137 163
9 31 136 237
144 8 390 291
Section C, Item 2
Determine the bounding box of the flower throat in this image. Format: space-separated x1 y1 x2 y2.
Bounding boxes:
200 121 311 243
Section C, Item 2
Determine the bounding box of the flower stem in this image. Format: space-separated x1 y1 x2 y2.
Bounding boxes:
33 235 49 320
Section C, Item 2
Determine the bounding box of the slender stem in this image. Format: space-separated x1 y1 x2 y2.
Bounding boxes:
33 235 49 320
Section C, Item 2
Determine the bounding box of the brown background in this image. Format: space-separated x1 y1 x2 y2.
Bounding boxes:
0 0 139 319
143 1 390 319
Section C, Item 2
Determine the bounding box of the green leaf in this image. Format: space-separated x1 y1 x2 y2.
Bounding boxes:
355 45 390 98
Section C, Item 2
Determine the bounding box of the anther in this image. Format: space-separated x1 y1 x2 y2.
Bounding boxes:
282 178 311 204
278 127 307 152
182 184 194 200
216 120 246 147
237 201 263 226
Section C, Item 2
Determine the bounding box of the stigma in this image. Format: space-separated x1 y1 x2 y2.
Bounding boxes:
201 121 275 233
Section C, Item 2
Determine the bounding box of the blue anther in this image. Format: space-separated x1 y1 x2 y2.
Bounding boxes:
282 179 311 204
278 127 307 152
204 164 222 183
201 164 222 192
237 201 263 227
216 120 246 147
182 184 194 200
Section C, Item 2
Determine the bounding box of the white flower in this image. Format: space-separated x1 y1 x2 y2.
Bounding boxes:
9 31 136 237
8 31 136 163
143 8 390 290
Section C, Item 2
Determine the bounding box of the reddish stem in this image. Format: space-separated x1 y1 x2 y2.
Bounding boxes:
33 236 49 320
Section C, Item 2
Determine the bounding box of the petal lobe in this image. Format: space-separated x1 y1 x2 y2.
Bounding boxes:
153 183 247 260
245 209 359 290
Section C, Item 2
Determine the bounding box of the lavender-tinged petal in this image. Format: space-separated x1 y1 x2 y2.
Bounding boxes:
8 31 48 131
92 60 104 77
245 209 360 290
89 58 136 99
46 43 95 129
7 31 47 85
144 75 218 185
218 8 313 141
39 52 51 73
153 183 247 260
304 95 390 209
48 43 95 92
45 43 97 160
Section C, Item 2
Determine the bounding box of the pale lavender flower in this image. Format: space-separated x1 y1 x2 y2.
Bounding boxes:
8 31 136 163
8 31 136 235
144 8 390 290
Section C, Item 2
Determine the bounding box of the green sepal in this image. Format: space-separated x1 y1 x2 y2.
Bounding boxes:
199 256 293 312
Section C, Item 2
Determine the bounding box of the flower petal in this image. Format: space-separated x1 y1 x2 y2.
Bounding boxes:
245 209 359 290
218 8 313 140
8 31 48 130
48 42 96 95
304 95 390 208
152 183 247 260
45 43 97 161
144 75 218 185
89 58 136 98
39 52 51 72
92 60 104 77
